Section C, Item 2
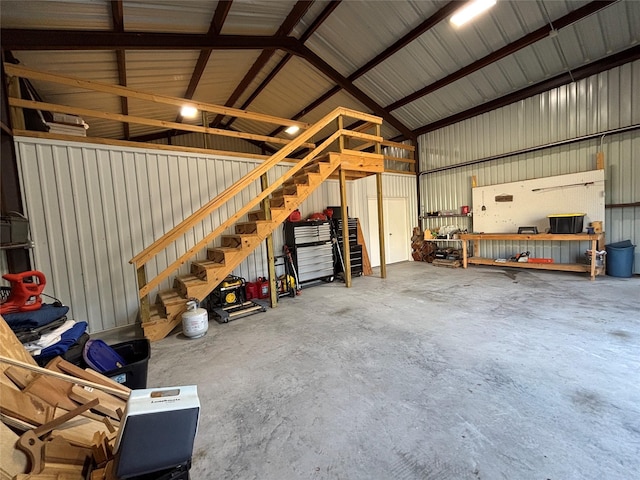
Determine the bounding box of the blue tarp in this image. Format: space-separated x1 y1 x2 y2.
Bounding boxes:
3 303 69 329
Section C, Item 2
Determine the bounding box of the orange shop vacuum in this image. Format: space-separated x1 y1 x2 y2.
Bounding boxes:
0 270 46 315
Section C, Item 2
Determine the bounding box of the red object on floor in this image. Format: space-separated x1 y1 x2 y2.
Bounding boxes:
245 282 258 300
0 270 46 314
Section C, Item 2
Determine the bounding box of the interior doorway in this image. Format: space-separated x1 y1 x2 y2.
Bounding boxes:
367 197 409 267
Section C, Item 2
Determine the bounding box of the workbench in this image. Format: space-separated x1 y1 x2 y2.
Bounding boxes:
459 233 605 280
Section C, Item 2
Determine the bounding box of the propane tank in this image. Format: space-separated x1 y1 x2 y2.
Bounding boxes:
182 300 208 339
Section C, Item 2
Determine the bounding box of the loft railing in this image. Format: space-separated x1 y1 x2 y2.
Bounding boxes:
129 107 382 300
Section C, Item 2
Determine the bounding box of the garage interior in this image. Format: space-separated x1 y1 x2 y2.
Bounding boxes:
1 1 639 479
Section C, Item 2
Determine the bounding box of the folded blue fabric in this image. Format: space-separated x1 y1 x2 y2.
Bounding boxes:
35 321 87 360
3 303 70 329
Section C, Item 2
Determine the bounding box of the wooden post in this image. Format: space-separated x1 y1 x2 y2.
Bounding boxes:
201 111 209 149
376 172 386 279
374 125 386 278
337 115 344 152
7 75 25 131
261 174 278 307
136 266 150 323
338 168 352 287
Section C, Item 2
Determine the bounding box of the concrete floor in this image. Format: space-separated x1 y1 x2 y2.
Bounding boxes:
147 262 640 480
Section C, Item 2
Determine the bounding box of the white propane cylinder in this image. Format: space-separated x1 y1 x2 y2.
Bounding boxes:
182 300 208 339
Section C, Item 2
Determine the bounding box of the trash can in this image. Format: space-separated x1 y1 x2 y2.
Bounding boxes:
605 240 635 278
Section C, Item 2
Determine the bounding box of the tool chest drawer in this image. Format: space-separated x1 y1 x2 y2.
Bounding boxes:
291 241 334 283
284 220 331 245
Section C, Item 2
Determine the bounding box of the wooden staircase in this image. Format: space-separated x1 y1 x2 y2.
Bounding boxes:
141 157 341 340
130 107 385 342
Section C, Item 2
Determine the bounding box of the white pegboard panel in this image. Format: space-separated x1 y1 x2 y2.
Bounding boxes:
472 170 605 234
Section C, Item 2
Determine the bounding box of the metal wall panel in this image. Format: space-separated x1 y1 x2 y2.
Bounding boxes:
14 136 416 332
419 60 640 273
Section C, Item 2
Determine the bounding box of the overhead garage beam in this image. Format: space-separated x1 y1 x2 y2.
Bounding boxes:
111 0 129 140
211 0 315 128
173 0 233 128
182 0 233 101
267 1 457 138
0 30 300 52
349 1 462 80
412 45 640 137
388 0 616 111
224 0 342 130
294 44 414 140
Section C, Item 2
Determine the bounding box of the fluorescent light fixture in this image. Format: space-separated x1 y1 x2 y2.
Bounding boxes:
284 125 300 135
450 0 497 27
180 105 198 118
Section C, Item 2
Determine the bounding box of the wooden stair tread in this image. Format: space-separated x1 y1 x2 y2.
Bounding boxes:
156 289 185 306
192 259 224 267
175 274 208 285
208 246 242 253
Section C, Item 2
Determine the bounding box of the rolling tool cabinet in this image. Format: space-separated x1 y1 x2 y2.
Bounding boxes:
333 217 363 276
284 220 335 284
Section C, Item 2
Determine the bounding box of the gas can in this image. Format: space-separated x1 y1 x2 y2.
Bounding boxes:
245 282 258 300
181 300 208 339
257 277 269 299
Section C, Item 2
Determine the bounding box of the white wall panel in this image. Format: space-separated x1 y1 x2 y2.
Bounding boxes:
14 137 415 333
419 60 639 273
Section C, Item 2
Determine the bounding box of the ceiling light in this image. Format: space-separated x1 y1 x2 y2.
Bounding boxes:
180 105 198 118
284 125 300 135
450 0 497 28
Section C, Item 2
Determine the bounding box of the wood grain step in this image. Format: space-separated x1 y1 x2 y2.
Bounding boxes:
156 289 185 307
207 246 241 263
174 274 209 298
248 210 266 221
234 220 272 235
221 234 259 249
191 260 224 279
284 173 311 186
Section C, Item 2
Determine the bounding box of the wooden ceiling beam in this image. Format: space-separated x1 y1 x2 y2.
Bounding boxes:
412 45 640 137
0 30 300 51
210 1 314 128
388 0 616 111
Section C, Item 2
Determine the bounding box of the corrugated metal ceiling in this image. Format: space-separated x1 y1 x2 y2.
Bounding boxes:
1 0 638 149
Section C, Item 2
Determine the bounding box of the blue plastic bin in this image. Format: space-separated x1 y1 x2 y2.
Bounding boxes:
605 240 635 278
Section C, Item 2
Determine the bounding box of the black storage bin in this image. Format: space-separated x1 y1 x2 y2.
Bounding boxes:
548 214 585 234
103 339 150 389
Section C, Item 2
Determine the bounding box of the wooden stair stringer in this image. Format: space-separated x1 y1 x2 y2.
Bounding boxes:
143 153 342 341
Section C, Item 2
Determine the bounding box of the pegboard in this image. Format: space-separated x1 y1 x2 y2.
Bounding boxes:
472 170 605 233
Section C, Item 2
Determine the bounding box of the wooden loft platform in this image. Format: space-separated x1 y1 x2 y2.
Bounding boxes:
325 150 384 180
5 63 415 175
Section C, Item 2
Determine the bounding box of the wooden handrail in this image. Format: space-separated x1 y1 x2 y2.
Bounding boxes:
9 98 316 148
131 107 381 270
4 63 311 129
353 139 415 152
384 155 416 164
137 130 344 297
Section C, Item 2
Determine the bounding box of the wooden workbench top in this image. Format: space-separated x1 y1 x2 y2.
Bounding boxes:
459 232 603 241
